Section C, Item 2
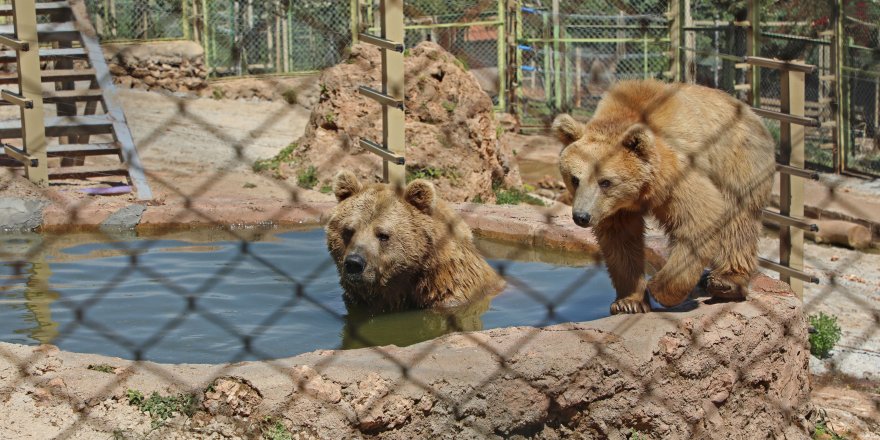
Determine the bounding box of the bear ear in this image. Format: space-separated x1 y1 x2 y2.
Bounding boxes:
621 123 655 158
333 170 362 202
403 179 436 214
551 114 585 145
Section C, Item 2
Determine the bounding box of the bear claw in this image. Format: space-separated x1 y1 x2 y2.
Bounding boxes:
610 299 651 315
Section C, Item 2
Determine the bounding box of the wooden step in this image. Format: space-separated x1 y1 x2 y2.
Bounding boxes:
0 114 113 138
48 142 120 157
0 47 87 64
0 22 78 42
0 68 97 85
48 164 128 180
0 89 103 106
0 2 71 17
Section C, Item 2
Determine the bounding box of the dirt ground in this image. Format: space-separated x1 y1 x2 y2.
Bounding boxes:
1 76 879 437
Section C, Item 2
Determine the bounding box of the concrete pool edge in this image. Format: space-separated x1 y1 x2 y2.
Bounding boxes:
3 200 812 438
0 279 810 439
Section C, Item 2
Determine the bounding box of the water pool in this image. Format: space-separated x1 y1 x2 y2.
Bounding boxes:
0 228 616 364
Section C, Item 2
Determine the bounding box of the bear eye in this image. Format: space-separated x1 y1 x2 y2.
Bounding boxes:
571 176 580 188
598 179 612 189
342 227 355 242
376 232 390 242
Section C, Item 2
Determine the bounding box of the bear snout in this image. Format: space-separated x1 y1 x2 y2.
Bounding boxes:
572 211 592 227
343 254 367 276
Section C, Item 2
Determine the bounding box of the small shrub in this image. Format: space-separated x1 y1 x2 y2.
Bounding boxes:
262 417 293 440
253 143 298 176
297 166 319 189
406 166 460 183
126 389 198 426
243 182 257 189
471 194 484 204
281 88 298 105
813 419 848 440
494 186 545 206
87 364 115 374
809 312 842 359
319 184 333 194
441 100 456 113
211 88 225 100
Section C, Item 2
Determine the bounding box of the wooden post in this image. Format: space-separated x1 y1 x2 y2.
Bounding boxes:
11 0 48 186
831 0 846 173
574 45 582 107
351 0 359 45
182 0 190 40
551 0 561 110
496 0 506 111
542 11 550 103
746 0 760 106
381 0 405 188
779 68 806 297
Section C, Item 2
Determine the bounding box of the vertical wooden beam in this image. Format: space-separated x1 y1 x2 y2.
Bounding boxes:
574 46 582 107
381 0 405 189
182 0 190 40
779 69 806 298
746 0 760 106
350 0 359 45
683 0 693 82
669 0 681 81
13 0 48 186
831 0 844 173
496 0 506 111
551 0 561 109
542 11 550 103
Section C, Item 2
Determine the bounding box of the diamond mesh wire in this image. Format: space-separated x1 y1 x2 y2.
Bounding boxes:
0 0 876 438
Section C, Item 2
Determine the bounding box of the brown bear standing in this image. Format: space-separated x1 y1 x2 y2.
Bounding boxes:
554 80 775 314
325 171 504 311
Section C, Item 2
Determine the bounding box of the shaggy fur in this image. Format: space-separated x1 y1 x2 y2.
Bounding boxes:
325 171 503 311
555 80 775 314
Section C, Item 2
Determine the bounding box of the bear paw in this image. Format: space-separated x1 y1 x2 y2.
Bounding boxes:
610 298 651 314
705 274 749 300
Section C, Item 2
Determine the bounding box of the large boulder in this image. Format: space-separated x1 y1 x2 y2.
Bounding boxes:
286 41 520 203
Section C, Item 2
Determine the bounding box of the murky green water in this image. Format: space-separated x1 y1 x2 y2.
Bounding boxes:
0 228 615 364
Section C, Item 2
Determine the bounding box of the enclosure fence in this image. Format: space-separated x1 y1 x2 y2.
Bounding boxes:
0 0 877 439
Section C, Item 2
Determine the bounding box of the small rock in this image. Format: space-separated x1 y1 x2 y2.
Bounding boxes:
830 255 839 262
290 365 342 403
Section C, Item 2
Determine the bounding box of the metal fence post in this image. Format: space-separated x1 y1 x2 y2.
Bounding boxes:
779 68 806 298
381 0 404 188
4 0 48 186
831 0 847 173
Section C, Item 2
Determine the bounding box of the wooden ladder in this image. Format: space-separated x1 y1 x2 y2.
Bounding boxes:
0 0 151 200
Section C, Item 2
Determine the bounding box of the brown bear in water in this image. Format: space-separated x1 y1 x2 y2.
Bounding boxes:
325 171 503 311
554 80 775 314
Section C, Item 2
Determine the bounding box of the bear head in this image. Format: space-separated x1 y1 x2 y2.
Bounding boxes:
553 114 661 227
325 170 453 308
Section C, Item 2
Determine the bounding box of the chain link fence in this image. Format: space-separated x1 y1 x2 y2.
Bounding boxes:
843 0 879 175
0 1 877 438
515 0 671 129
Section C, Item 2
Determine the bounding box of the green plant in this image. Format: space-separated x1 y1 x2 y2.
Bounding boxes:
281 88 298 105
494 186 545 206
324 112 336 124
319 184 333 194
243 182 257 189
262 418 293 440
471 194 484 204
809 312 842 359
211 88 225 100
126 389 198 427
87 364 115 374
441 100 456 113
813 419 848 440
253 143 298 176
406 166 461 183
297 166 319 189
628 428 646 440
